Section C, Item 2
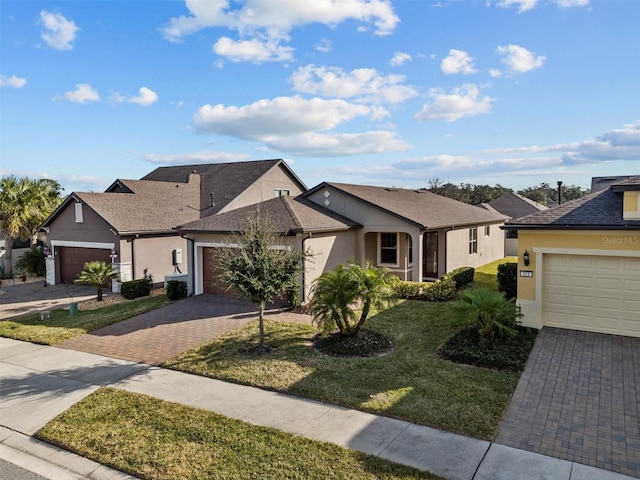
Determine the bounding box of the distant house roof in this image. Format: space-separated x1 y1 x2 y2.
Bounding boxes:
481 192 547 221
303 182 507 229
178 196 361 235
141 159 307 217
590 175 635 193
42 178 201 235
505 176 640 230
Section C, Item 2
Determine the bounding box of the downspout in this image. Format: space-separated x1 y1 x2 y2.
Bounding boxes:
301 232 312 303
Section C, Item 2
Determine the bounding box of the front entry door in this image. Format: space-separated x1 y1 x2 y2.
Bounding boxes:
423 232 438 278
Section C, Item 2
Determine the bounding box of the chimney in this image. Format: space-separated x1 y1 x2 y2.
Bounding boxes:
557 181 563 205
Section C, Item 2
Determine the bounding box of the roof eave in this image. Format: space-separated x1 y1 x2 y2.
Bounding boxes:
503 224 640 230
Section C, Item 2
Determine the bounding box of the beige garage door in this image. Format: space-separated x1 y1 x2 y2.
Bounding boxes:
544 254 640 337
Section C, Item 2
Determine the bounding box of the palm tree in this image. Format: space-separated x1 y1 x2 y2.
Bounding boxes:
310 261 398 337
452 288 521 341
74 261 119 301
0 176 63 278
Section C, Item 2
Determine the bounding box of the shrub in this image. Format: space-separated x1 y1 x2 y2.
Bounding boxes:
419 276 457 302
497 262 518 299
394 280 423 299
444 267 475 288
452 288 521 340
15 247 46 277
166 280 187 300
121 278 152 300
440 325 537 371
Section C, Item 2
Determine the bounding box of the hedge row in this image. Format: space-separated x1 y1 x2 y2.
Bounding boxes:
166 280 188 300
394 266 475 302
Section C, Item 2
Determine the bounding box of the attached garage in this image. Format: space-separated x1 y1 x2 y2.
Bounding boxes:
543 254 640 337
201 247 233 295
57 246 111 284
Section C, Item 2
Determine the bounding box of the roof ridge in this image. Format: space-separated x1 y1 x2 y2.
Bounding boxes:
280 196 303 230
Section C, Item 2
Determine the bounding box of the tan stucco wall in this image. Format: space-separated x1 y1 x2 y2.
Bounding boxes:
47 201 116 245
123 236 188 283
516 229 640 329
445 223 505 271
623 191 640 219
219 164 305 213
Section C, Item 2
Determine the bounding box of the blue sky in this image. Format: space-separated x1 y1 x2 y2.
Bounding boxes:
1 0 638 195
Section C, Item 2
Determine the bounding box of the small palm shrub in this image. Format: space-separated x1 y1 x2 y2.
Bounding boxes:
15 247 46 277
452 288 521 341
74 261 119 301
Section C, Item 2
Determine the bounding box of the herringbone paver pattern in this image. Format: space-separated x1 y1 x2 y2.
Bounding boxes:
497 328 640 477
59 294 312 365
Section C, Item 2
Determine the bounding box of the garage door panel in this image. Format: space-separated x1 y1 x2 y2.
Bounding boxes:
59 247 111 284
543 254 640 338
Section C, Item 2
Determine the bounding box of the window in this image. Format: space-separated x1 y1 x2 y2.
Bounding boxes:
274 189 290 197
484 225 490 236
74 203 83 223
380 233 397 264
469 227 477 254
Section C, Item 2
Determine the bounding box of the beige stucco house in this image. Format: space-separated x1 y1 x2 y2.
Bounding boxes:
505 176 640 338
179 182 507 301
40 159 306 287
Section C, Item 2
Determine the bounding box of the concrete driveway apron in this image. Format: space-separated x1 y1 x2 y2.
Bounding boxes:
57 294 312 365
496 327 640 477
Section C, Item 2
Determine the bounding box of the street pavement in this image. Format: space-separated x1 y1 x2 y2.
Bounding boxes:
0 337 635 480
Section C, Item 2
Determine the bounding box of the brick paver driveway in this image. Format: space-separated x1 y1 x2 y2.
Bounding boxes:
496 327 640 477
59 294 311 365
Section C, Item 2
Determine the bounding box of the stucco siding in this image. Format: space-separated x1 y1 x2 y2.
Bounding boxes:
126 236 188 283
446 223 505 272
304 230 357 300
47 201 115 245
219 164 305 213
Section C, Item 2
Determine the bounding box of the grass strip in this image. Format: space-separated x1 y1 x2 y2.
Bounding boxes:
37 388 441 480
164 299 520 441
0 295 171 345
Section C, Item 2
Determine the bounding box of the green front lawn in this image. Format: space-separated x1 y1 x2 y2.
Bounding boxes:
37 388 441 480
473 257 517 290
0 295 171 345
164 299 520 441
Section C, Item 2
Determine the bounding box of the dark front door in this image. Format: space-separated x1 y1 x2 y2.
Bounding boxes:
423 232 438 278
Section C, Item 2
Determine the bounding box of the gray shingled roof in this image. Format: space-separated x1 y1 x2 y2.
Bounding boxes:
482 192 548 220
72 179 201 234
141 159 307 216
590 175 635 193
504 183 640 229
179 196 360 235
304 182 507 229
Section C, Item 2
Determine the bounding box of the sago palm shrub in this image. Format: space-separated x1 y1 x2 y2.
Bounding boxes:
452 288 521 341
74 261 119 301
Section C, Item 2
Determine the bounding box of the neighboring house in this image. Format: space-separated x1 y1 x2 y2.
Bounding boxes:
179 182 507 301
481 192 548 256
504 176 640 338
590 175 634 193
40 159 306 287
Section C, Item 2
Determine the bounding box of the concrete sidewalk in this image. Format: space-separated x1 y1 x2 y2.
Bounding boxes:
0 338 634 480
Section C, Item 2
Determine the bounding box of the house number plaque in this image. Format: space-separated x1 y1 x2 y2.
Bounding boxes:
520 270 533 278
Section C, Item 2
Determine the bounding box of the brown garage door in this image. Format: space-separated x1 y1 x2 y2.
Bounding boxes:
58 247 111 284
202 247 235 295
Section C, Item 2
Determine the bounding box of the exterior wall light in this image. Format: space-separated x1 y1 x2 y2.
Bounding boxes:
110 248 119 263
523 250 530 266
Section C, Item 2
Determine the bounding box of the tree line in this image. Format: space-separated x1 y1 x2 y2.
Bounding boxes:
425 178 589 205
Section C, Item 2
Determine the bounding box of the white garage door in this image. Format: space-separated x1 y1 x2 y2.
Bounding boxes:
544 254 640 337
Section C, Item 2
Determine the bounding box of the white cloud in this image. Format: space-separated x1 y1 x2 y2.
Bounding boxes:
441 49 477 75
489 68 502 78
262 131 411 156
495 44 545 75
213 36 294 63
128 87 159 106
562 121 640 163
290 65 417 104
390 52 412 67
394 155 475 170
494 0 538 13
315 38 332 53
162 0 399 62
142 151 250 164
39 11 79 50
193 95 380 138
0 75 27 88
414 84 494 122
60 84 100 103
555 0 589 7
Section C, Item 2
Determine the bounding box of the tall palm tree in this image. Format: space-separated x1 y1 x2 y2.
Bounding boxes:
74 261 119 301
0 176 62 278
